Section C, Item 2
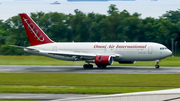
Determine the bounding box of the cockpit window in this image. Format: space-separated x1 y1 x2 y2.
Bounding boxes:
160 47 167 50
160 48 164 50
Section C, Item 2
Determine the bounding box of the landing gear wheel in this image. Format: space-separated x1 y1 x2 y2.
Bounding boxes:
83 64 88 69
102 65 107 69
89 64 93 69
97 65 107 69
155 65 160 69
97 65 102 69
83 64 93 69
155 60 160 69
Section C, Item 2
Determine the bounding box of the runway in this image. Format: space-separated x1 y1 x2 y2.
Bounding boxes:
0 93 97 100
0 65 180 74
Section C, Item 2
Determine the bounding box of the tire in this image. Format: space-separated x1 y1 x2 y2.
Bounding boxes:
102 65 107 69
97 65 102 69
155 65 160 69
90 64 93 69
83 64 88 69
83 64 93 69
97 65 107 69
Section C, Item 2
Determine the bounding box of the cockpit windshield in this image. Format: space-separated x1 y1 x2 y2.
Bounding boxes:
160 47 167 50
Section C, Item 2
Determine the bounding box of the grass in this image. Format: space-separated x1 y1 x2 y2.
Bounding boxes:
0 86 172 94
0 73 179 94
0 55 179 66
1 73 180 87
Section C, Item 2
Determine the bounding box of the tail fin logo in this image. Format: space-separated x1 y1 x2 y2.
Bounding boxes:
23 17 44 42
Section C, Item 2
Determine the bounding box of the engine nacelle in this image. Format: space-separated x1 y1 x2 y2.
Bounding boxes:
95 55 113 65
118 61 136 64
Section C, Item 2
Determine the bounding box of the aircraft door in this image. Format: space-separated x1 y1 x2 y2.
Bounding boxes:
148 46 153 54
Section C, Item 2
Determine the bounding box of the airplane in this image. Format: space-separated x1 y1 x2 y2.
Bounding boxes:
11 13 172 69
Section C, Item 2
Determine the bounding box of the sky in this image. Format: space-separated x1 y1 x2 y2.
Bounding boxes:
0 0 180 21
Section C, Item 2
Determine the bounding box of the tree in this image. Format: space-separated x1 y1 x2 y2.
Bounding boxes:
162 9 180 23
107 4 119 15
0 5 180 55
0 20 6 46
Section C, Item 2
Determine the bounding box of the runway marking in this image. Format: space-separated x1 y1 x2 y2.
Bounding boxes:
164 96 180 101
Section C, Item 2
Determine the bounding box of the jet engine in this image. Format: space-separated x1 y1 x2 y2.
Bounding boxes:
94 55 113 65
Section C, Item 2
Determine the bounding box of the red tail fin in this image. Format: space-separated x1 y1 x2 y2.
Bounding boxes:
20 13 54 46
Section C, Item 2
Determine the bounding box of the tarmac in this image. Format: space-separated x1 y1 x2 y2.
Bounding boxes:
0 93 98 100
0 65 180 74
55 88 180 101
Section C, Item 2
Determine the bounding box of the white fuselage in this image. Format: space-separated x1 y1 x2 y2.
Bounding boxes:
25 42 172 62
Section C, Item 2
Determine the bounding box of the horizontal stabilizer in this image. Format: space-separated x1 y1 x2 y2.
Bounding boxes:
9 45 39 52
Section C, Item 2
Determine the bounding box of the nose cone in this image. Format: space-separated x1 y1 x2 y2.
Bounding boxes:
160 49 172 59
167 49 172 56
164 49 172 57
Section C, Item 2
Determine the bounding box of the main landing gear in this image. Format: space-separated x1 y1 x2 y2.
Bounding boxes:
97 65 107 69
83 64 93 69
83 64 107 69
155 60 160 69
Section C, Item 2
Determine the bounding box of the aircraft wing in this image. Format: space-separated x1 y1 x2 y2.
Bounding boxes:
39 50 97 60
39 50 121 59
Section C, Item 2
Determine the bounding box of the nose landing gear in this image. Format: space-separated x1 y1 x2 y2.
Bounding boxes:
155 60 160 69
